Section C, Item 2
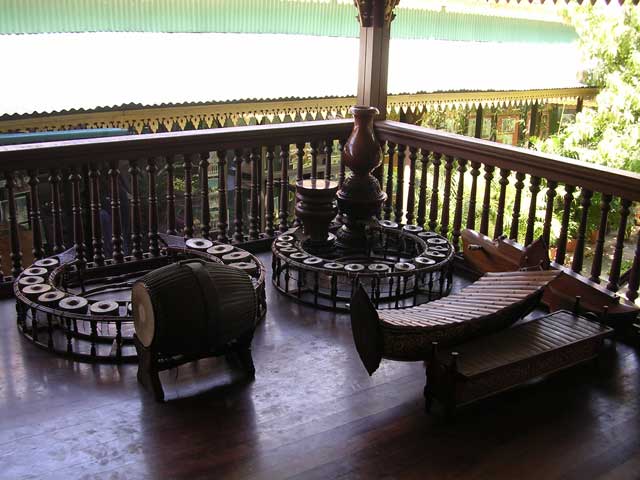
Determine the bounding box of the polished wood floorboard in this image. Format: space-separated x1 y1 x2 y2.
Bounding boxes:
0 253 638 479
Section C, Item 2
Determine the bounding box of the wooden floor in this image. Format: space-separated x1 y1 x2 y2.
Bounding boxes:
0 253 639 480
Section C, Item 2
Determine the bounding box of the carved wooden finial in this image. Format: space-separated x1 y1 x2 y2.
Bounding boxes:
354 0 400 28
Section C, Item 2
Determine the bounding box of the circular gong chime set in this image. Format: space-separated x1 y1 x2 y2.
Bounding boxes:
13 235 266 371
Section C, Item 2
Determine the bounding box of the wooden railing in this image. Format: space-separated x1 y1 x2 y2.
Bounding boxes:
0 118 638 305
375 120 640 305
0 120 353 291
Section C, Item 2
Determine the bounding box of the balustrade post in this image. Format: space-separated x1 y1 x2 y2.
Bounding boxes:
324 140 333 180
279 144 290 232
524 176 541 246
27 170 44 259
441 155 454 237
509 172 526 241
129 159 143 259
452 158 467 252
405 147 418 225
542 180 557 247
429 152 441 232
48 169 65 254
69 167 86 269
416 149 429 229
265 146 275 237
589 194 612 283
4 171 23 277
310 141 318 180
607 198 631 292
233 149 244 242
466 162 480 230
147 157 160 256
384 142 395 220
338 139 347 189
294 144 305 226
571 189 592 274
216 150 229 243
166 156 177 236
199 152 211 239
555 185 575 265
183 154 195 239
394 145 405 224
249 148 260 240
88 164 105 265
494 168 510 238
108 161 124 263
479 165 494 236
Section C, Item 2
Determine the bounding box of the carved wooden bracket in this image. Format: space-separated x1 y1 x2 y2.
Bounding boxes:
354 0 400 28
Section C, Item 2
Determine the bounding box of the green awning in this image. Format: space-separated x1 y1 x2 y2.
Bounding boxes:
0 0 577 43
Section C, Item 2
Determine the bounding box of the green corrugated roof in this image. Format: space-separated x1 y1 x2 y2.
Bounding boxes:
0 0 577 43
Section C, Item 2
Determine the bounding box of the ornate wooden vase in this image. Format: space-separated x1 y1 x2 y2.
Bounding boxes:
336 105 387 250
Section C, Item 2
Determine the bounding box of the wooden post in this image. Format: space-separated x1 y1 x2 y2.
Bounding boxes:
355 1 399 119
576 96 583 114
474 104 483 139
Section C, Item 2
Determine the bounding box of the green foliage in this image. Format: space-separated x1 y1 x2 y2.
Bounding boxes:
535 5 640 173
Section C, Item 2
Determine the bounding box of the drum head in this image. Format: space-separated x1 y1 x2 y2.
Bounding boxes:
131 283 156 347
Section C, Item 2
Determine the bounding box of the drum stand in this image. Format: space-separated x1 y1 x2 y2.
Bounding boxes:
134 331 256 402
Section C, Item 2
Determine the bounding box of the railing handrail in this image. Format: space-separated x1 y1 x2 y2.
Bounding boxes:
0 119 354 171
375 120 640 202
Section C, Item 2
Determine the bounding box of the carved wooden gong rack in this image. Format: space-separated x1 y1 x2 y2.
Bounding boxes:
14 234 266 363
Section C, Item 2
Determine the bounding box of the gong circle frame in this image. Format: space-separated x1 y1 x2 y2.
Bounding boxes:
271 221 454 312
14 235 266 364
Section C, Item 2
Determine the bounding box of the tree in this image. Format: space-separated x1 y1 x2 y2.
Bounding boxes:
535 5 640 174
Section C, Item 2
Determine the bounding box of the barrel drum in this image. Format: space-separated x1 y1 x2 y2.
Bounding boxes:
131 259 258 401
132 259 257 357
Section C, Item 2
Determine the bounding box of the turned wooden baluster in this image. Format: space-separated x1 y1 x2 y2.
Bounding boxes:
383 142 395 220
279 144 290 232
310 141 318 180
108 160 124 263
509 172 526 241
493 169 510 238
449 159 467 253
147 157 160 256
607 198 631 292
524 176 541 246
441 155 454 237
555 185 575 265
627 231 640 302
199 152 211 239
263 146 275 237
69 167 86 269
4 171 23 277
183 154 195 239
216 150 229 243
589 194 612 283
394 145 406 224
88 164 104 265
429 152 441 232
324 139 333 180
479 165 494 236
571 189 592 274
294 143 305 226
165 156 177 236
233 149 244 242
466 162 480 230
542 180 558 247
27 170 44 259
405 147 418 225
338 139 346 188
48 169 65 254
249 148 260 240
129 160 143 259
416 149 429 229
